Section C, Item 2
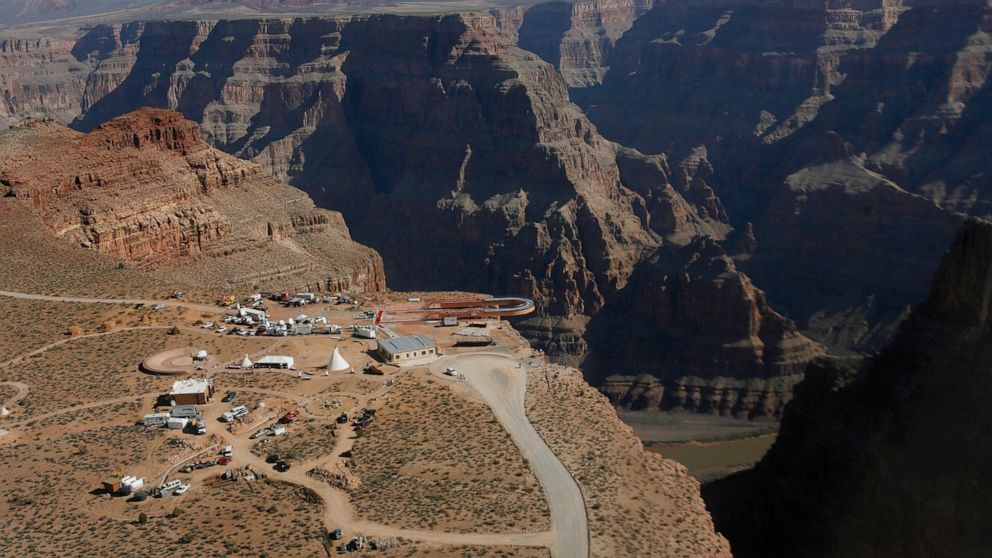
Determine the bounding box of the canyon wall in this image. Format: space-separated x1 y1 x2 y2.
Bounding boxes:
705 218 992 558
505 0 655 87
0 108 385 293
580 0 981 352
71 14 667 327
0 36 90 127
4 1 986 416
590 238 824 418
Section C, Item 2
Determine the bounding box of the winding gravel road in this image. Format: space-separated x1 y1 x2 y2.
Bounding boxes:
432 353 590 558
0 290 220 313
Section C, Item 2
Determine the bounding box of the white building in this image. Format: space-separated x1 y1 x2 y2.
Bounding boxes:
376 334 437 364
254 356 295 369
170 378 214 405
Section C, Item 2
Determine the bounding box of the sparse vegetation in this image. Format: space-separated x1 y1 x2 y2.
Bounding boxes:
349 371 550 533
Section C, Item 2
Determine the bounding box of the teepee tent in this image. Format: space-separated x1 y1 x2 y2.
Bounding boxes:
327 347 350 372
240 354 253 369
0 406 9 418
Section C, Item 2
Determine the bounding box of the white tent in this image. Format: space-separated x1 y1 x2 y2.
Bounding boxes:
327 347 350 372
0 406 9 418
194 349 208 361
240 354 253 369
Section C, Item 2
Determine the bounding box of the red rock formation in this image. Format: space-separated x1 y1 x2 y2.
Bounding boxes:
0 108 385 293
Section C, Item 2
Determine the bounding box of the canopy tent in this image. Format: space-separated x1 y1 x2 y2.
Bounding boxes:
240 354 253 369
327 347 350 372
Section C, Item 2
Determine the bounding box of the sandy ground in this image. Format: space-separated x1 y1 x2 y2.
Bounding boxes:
0 287 582 556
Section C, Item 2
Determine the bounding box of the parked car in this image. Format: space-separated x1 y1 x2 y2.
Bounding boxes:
444 367 459 377
201 321 214 329
216 456 231 466
274 461 291 472
134 303 145 309
173 484 190 496
329 528 343 541
336 413 348 424
222 391 236 403
153 304 165 310
250 428 272 440
216 326 228 334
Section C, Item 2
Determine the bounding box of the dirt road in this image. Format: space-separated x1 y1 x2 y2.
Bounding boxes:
432 353 590 558
0 381 28 409
0 289 221 314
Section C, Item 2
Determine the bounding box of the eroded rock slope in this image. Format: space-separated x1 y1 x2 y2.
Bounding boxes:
0 108 385 293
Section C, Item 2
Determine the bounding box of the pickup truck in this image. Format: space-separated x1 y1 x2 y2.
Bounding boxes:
279 411 300 424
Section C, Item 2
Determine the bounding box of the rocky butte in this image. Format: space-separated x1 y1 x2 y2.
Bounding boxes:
705 218 992 558
0 108 385 293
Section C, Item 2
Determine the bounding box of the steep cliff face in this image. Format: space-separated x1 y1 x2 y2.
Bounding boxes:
589 238 824 419
508 0 654 87
706 219 992 558
581 0 980 352
72 14 662 328
0 108 385 293
0 36 90 127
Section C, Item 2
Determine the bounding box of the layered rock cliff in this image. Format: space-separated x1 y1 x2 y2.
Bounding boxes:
588 238 824 418
706 219 992 557
0 108 385 293
0 36 90 127
580 0 979 352
504 0 655 87
72 14 664 330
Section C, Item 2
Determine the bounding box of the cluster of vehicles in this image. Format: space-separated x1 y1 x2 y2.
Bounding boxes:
178 456 230 474
221 405 250 423
159 479 189 497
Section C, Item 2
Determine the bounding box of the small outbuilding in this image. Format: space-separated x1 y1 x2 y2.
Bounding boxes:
254 356 295 369
376 334 437 364
170 378 214 405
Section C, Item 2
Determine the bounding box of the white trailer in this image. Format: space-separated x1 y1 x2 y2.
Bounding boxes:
143 412 171 426
167 417 189 430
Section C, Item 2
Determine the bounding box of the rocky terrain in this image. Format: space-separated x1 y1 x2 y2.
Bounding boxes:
65 14 673 342
0 108 385 293
590 238 824 418
0 36 93 127
705 218 992 558
580 0 988 352
499 0 654 87
3 0 991 417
